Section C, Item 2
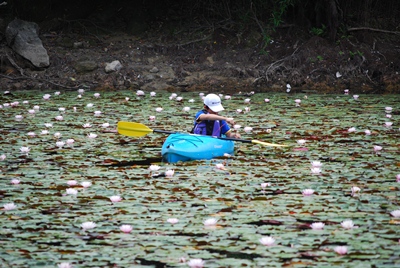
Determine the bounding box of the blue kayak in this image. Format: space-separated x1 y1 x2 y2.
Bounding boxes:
161 133 235 163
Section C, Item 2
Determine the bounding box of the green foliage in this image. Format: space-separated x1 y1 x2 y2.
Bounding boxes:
310 25 326 36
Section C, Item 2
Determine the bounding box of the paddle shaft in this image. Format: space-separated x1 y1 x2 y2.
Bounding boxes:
153 129 252 143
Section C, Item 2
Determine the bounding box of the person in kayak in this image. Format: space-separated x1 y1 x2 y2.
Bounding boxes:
192 93 241 138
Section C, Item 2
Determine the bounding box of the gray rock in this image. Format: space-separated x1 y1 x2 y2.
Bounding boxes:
5 19 49 68
74 61 98 73
105 60 122 73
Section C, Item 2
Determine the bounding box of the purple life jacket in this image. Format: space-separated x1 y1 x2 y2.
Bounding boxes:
193 120 221 137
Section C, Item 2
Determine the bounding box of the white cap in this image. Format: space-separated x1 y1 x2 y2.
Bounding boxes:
204 94 224 112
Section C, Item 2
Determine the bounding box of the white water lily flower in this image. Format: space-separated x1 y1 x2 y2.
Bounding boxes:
236 109 242 113
244 98 251 104
27 132 36 137
66 139 75 145
351 186 361 196
149 165 161 171
43 94 51 100
101 123 110 128
94 111 102 116
110 196 122 203
203 218 218 226
28 109 35 114
136 90 145 96
44 123 53 128
310 222 325 230
54 132 62 138
165 169 174 177
41 130 49 135
58 107 66 112
167 218 179 224
244 126 253 133
259 236 275 246
57 262 72 268
385 122 393 127
94 93 100 98
155 107 163 112
86 103 94 108
87 133 97 139
341 219 356 229
20 147 30 155
15 115 23 120
67 180 78 186
187 259 204 268
233 124 241 130
33 105 40 110
364 129 371 135
183 107 191 112
66 188 78 195
188 99 195 103
353 95 359 100
78 88 85 94
310 167 322 174
3 203 17 210
297 139 306 145
385 107 392 113
311 161 322 168
261 182 271 189
83 123 92 128
55 115 63 121
225 95 231 100
150 91 156 97
334 246 348 255
0 154 6 161
347 127 356 133
56 141 65 148
120 224 133 233
81 221 96 230
390 210 400 218
215 163 225 170
81 181 92 188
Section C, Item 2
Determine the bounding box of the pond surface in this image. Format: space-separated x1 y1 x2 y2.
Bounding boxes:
0 90 399 267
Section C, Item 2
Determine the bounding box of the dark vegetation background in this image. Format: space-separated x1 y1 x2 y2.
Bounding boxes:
1 0 400 93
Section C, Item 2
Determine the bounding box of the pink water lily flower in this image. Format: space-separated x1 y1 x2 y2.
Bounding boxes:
150 92 156 97
55 115 64 121
187 258 204 268
344 89 349 95
364 129 371 135
353 95 359 100
215 163 225 170
225 95 231 100
302 189 314 196
385 107 392 113
120 224 133 233
15 115 23 121
149 115 156 121
3 203 17 210
110 196 122 203
78 88 85 94
295 99 301 106
386 114 392 118
385 122 393 127
66 139 75 146
94 93 100 98
373 145 382 153
233 124 241 130
11 179 20 185
396 174 400 182
0 154 6 161
43 94 51 100
334 246 348 255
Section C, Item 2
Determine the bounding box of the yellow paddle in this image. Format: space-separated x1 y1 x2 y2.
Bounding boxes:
117 121 288 147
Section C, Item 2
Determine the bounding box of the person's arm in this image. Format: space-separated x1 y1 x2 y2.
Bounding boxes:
225 130 241 138
197 114 236 126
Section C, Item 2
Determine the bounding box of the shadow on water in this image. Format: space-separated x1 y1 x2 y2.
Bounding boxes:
99 158 164 167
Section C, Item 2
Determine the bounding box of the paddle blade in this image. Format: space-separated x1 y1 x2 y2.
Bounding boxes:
251 140 288 147
117 121 153 137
